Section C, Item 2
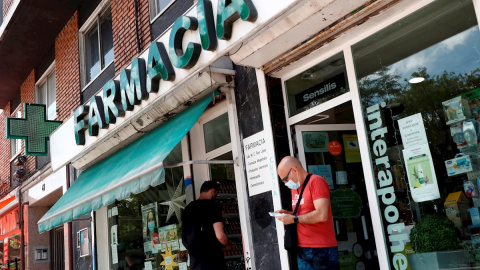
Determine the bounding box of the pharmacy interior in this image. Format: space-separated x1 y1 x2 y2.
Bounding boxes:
271 0 480 268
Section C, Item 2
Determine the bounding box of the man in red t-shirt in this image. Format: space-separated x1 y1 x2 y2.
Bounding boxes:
276 156 339 270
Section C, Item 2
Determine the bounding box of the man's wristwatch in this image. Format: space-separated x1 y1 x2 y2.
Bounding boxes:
294 215 299 223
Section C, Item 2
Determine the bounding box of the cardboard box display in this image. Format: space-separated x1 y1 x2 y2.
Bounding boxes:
445 154 474 176
445 191 471 233
443 96 471 125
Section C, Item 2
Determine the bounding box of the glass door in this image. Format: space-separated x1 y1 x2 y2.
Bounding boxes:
189 100 246 270
294 123 379 270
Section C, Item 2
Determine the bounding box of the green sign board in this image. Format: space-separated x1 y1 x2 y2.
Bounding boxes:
6 103 62 156
330 189 362 218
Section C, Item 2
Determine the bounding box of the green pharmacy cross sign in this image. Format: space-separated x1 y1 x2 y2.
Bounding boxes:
6 103 62 156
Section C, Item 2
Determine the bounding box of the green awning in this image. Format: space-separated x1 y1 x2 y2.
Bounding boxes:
38 94 212 233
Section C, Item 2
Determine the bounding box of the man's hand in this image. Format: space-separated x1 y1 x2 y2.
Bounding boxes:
275 209 292 215
276 214 295 225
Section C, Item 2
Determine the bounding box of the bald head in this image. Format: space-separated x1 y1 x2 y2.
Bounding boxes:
277 156 307 179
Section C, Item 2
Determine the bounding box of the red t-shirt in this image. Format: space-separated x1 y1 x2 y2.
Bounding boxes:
291 174 337 248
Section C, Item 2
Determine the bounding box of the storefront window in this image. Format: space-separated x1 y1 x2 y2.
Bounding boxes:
353 0 480 268
204 113 231 153
108 143 187 270
285 52 349 117
7 235 20 270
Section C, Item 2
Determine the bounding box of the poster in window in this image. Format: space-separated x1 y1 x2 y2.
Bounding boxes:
308 165 334 189
159 224 180 252
303 132 329 152
142 203 160 256
343 134 361 163
402 145 440 202
78 228 90 257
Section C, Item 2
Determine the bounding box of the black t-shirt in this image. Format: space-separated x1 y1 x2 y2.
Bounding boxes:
182 199 226 270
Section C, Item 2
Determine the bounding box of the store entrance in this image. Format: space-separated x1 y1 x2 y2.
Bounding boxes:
292 107 379 270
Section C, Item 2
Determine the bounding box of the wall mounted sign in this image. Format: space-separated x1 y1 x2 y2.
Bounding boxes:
244 130 275 196
295 73 346 110
73 0 258 145
366 102 408 269
6 103 62 156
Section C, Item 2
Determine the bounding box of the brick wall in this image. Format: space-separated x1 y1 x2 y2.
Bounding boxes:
3 0 14 19
56 11 81 121
18 70 36 178
0 70 36 194
111 0 151 73
0 102 11 194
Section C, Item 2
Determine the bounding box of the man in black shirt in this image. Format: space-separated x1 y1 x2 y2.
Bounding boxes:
182 181 232 270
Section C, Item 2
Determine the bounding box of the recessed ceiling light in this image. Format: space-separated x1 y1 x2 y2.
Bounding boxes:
409 77 425 84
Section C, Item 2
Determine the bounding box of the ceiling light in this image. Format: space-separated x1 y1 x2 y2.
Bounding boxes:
409 77 425 84
308 114 330 124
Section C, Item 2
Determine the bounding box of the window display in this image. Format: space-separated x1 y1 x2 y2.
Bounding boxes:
108 143 187 270
353 0 480 268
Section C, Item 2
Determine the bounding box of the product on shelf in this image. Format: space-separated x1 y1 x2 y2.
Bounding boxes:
444 191 471 234
445 154 475 176
464 180 478 197
443 96 471 125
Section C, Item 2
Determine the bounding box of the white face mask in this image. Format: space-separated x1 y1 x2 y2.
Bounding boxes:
285 179 300 190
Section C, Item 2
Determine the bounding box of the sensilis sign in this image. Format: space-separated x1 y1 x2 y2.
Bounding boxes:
73 0 257 145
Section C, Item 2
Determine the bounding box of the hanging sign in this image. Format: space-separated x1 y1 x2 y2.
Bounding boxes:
6 103 62 156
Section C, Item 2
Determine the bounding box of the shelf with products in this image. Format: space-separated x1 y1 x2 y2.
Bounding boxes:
215 178 245 270
225 254 244 260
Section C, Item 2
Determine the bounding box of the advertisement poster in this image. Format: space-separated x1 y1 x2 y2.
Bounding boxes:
111 225 118 245
397 113 429 149
402 145 440 202
111 244 118 264
308 165 334 189
159 224 180 252
243 131 275 196
343 134 361 163
142 203 159 255
336 171 348 185
79 228 90 257
303 132 329 152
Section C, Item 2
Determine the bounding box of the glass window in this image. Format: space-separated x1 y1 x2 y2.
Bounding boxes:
204 113 231 153
149 0 175 20
8 235 21 269
107 143 187 270
84 8 114 83
10 111 21 158
353 0 480 268
284 52 349 117
37 69 56 120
